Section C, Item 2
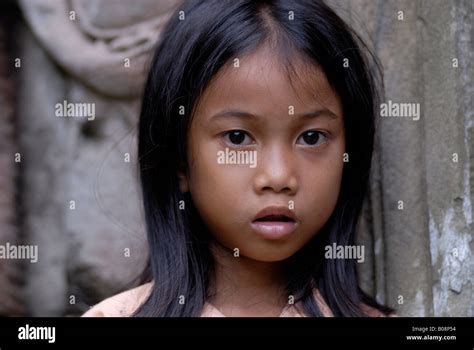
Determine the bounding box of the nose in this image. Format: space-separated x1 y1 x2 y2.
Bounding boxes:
253 144 298 195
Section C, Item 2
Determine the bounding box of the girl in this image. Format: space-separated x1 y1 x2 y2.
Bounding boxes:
84 0 394 317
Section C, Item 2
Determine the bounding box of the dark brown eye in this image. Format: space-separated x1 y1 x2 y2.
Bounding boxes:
224 130 252 146
297 130 327 146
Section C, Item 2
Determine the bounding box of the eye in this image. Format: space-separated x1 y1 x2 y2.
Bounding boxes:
223 130 253 146
296 130 327 146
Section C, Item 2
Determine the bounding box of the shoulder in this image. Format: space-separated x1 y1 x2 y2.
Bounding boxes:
361 304 397 317
81 282 153 317
312 289 396 317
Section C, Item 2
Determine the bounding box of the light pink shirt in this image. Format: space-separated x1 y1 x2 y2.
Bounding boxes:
82 282 335 317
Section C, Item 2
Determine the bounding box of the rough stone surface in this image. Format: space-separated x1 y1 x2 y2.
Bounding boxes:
0 12 25 316
326 0 472 316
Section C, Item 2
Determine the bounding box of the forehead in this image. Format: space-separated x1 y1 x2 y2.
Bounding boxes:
194 45 342 117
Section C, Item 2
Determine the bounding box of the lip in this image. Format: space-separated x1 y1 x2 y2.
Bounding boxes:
251 206 298 240
253 206 298 222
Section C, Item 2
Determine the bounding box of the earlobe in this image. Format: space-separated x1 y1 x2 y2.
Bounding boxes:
178 169 189 193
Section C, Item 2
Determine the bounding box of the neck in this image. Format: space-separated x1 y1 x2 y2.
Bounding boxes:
208 241 289 316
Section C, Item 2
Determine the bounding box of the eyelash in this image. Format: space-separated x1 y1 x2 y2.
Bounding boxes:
222 130 329 148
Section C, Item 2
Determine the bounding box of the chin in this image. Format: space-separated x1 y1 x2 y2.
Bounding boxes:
242 247 298 262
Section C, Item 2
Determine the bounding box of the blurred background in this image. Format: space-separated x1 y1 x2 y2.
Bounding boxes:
0 0 472 317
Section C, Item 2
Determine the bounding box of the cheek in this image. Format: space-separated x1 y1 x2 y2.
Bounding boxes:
187 141 252 233
306 163 342 212
300 143 345 231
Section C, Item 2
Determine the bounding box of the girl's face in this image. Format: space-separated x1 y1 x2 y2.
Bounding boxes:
180 46 345 262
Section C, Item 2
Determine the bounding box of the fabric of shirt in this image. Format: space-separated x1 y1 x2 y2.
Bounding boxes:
81 282 335 317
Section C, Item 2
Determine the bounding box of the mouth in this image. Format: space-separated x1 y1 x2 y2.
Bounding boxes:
254 214 295 222
251 207 298 240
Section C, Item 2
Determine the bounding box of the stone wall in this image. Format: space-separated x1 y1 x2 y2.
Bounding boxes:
326 0 473 316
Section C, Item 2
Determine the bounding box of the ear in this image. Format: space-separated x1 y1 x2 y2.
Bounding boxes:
177 165 189 193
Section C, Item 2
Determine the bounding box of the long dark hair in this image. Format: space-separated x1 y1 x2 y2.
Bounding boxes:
136 0 392 316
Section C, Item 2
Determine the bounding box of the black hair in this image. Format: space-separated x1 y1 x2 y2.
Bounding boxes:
136 0 393 316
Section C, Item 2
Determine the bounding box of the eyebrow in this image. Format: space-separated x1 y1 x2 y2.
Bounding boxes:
209 108 338 122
